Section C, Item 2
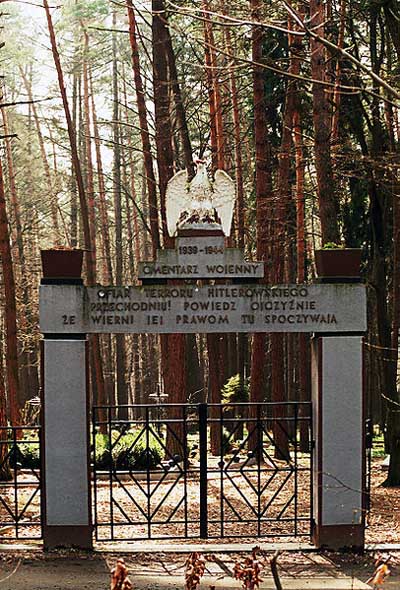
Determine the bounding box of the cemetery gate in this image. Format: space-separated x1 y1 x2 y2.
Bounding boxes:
92 401 312 541
39 231 367 550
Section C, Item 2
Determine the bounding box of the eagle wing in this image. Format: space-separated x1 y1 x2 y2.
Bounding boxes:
166 170 191 237
212 170 236 236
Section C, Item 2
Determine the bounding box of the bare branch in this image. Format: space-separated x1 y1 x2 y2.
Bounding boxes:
270 552 283 590
165 0 305 37
281 0 400 100
0 97 54 108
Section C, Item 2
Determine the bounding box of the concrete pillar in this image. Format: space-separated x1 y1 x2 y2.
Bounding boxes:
40 259 92 550
311 336 365 550
42 337 92 549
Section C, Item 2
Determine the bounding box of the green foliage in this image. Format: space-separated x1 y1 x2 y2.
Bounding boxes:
221 374 249 404
63 0 109 22
9 441 40 470
94 433 112 469
372 445 386 459
342 177 368 248
94 429 163 471
262 30 288 149
372 433 386 458
321 242 345 250
221 427 234 454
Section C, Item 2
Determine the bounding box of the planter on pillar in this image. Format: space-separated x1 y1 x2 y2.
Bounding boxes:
315 248 362 281
41 248 84 280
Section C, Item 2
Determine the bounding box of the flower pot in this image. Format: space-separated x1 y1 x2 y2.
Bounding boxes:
315 248 362 279
41 249 84 279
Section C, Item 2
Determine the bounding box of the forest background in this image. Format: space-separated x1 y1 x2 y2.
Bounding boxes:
1 0 400 485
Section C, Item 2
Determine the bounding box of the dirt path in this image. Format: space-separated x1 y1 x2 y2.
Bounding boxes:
0 554 108 590
0 550 399 590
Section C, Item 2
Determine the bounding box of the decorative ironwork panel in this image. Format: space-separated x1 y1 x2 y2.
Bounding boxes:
206 402 312 539
0 426 42 540
92 402 312 541
92 405 200 541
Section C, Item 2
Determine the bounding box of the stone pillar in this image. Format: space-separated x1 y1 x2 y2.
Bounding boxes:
311 336 365 550
42 337 92 550
40 250 92 550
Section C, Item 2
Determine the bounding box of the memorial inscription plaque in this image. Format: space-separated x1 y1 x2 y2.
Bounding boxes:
40 282 367 334
138 236 264 280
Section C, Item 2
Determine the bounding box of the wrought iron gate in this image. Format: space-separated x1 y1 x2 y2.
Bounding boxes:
0 425 42 540
92 402 312 541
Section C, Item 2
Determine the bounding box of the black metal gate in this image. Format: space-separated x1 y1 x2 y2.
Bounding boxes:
92 402 312 541
0 425 42 540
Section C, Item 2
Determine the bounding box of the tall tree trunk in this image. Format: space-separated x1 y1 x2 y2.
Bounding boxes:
331 0 346 146
385 33 400 483
202 0 225 169
269 24 300 462
203 21 218 169
43 0 106 421
84 30 112 414
19 67 61 244
293 89 310 451
70 10 79 248
121 67 136 279
225 26 247 391
224 28 245 248
364 15 400 485
111 13 128 419
0 328 11 480
201 3 228 447
365 8 399 484
120 74 143 414
386 148 400 485
90 71 115 407
44 1 93 279
207 333 222 455
249 0 273 457
152 0 186 457
310 0 340 244
0 156 20 426
90 71 113 285
1 108 35 408
383 0 400 60
126 0 160 256
82 30 97 278
165 29 195 179
152 0 174 244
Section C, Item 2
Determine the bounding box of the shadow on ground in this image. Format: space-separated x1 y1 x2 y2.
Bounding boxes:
1 549 400 589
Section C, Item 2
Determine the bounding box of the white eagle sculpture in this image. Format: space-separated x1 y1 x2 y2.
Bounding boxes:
165 160 236 237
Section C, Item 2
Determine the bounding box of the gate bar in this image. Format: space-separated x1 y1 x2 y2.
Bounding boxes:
199 403 208 538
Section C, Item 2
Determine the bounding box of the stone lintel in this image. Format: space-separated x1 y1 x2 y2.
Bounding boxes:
40 283 367 335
